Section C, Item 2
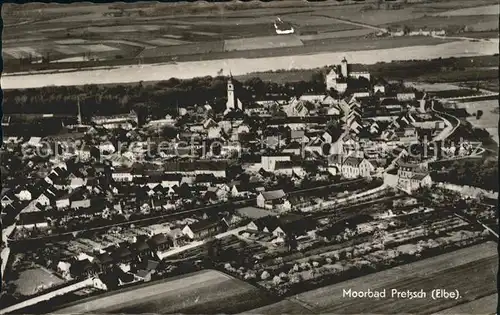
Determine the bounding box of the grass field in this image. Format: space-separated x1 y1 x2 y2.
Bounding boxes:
432 4 499 16
55 270 271 314
245 242 498 314
14 267 65 297
459 100 499 144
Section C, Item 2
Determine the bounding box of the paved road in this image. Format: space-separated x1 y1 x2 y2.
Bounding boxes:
431 98 461 141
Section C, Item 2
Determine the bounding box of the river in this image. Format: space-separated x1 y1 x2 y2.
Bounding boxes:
2 40 498 89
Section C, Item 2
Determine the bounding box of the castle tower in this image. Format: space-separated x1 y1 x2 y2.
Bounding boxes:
341 57 348 78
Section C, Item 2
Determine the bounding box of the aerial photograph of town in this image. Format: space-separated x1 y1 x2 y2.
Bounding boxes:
0 0 498 314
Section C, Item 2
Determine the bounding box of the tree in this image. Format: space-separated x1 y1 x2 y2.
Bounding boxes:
403 25 411 35
476 110 483 119
285 233 298 252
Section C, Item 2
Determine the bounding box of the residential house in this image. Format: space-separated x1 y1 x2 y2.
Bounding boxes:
129 240 153 261
373 84 386 95
15 187 32 201
284 98 313 117
396 93 416 102
397 163 433 191
182 219 223 240
56 193 71 209
247 214 315 239
257 190 288 210
91 110 138 130
339 157 375 179
70 259 97 279
282 141 303 156
95 252 114 274
204 186 228 202
134 259 159 282
230 182 253 198
148 233 172 252
1 189 15 207
261 155 291 171
17 211 49 230
35 192 53 206
112 167 133 182
70 196 92 210
274 161 306 178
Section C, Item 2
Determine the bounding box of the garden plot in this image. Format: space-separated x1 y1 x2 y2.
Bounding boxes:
224 35 304 52
146 38 191 46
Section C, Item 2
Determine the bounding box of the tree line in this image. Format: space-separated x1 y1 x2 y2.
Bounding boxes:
2 73 332 120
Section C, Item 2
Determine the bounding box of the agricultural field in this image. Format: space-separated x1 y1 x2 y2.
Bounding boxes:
54 270 272 314
406 82 464 91
224 36 304 52
246 242 498 314
431 4 499 16
433 294 498 314
459 99 499 145
385 15 499 33
2 0 499 73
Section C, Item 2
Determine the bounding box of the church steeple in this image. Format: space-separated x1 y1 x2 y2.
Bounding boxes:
225 72 243 112
77 96 82 125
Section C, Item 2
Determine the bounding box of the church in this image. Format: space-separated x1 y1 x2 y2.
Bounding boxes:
224 75 244 115
326 57 371 94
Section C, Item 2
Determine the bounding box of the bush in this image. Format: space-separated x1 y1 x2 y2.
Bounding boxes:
261 270 270 280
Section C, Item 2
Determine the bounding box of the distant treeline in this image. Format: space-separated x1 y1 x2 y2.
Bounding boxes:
2 74 327 120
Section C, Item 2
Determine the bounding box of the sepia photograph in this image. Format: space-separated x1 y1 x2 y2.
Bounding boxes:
0 0 498 314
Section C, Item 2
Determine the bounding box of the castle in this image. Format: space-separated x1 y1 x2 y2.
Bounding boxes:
326 57 371 94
